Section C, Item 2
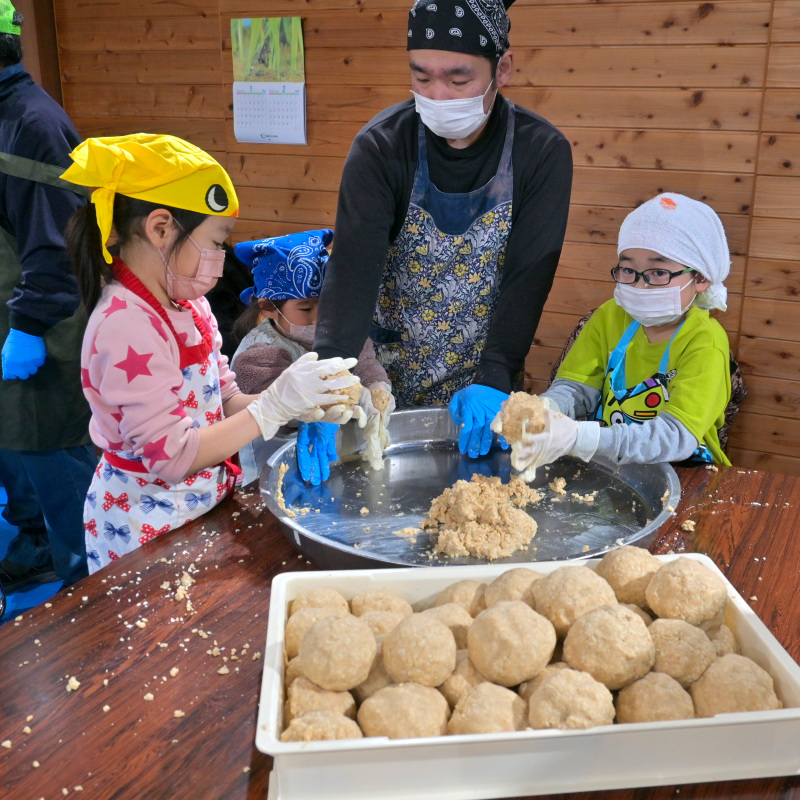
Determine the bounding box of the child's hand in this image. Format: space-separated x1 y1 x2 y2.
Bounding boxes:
247 352 358 439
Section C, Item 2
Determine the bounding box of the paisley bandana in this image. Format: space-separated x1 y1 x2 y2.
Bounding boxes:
407 0 515 58
235 228 333 303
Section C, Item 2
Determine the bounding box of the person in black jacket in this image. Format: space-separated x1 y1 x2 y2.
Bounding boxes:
0 2 96 591
314 0 572 462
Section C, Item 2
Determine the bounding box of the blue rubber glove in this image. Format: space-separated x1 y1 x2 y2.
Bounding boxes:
448 384 509 457
296 421 339 486
2 329 47 380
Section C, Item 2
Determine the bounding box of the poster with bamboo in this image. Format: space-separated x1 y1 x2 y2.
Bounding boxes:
231 17 306 145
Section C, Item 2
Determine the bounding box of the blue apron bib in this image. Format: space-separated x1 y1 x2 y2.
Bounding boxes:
594 320 712 463
372 100 515 407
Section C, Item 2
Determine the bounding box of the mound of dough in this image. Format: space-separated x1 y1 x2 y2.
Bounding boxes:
467 600 556 687
420 603 473 649
518 662 571 703
281 709 363 742
448 682 527 735
616 672 695 723
353 638 393 705
382 614 457 687
649 618 716 688
351 591 413 618
527 668 615 730
284 676 356 724
531 565 618 637
690 653 782 717
484 567 543 608
594 546 661 607
491 392 546 442
359 610 406 638
289 587 349 618
434 579 487 618
423 475 542 560
298 615 377 691
321 370 362 410
285 606 348 659
357 683 450 739
563 604 655 690
706 623 740 658
646 557 728 626
439 650 487 709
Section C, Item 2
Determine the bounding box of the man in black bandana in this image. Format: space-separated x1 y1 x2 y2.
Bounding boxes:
314 0 572 463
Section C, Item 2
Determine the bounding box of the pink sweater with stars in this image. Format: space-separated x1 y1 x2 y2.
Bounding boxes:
80 282 241 484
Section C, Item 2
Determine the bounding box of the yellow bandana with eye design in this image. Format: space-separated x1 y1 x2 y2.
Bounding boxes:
61 133 239 263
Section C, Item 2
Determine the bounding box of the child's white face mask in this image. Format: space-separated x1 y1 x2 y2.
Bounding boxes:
614 282 695 327
412 81 496 140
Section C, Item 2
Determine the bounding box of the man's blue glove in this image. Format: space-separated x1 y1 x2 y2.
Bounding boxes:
448 384 509 457
296 421 339 485
1 329 47 380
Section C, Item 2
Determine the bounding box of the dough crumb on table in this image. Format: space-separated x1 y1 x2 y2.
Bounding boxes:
680 520 696 532
550 477 567 495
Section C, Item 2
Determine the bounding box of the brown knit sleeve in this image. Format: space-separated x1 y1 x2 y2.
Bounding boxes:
353 337 390 389
231 343 294 394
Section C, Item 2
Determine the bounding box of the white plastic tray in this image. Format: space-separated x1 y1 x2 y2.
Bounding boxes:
256 555 800 800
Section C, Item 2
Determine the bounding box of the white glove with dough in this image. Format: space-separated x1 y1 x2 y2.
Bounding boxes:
360 381 395 471
511 407 601 482
247 352 359 440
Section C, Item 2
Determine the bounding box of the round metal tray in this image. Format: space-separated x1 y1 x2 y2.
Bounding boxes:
258 408 681 570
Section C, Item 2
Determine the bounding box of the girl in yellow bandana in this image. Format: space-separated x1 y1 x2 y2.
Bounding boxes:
61 133 358 572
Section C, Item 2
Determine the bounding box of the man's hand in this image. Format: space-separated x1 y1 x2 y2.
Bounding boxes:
1 329 47 380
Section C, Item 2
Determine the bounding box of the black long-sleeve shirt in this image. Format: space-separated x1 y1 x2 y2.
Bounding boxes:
314 95 573 393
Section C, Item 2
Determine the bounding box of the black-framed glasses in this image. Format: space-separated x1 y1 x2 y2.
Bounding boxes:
610 266 695 286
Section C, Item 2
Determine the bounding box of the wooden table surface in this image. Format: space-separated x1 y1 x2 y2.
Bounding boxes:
1 465 799 800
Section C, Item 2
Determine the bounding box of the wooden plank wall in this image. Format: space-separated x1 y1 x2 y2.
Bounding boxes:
52 0 800 474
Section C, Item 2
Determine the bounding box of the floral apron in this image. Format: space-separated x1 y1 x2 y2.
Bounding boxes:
84 266 240 573
372 99 515 407
593 319 712 463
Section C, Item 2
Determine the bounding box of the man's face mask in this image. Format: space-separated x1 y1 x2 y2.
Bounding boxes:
412 80 497 140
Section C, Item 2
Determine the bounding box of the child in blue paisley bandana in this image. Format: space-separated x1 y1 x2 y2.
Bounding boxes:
232 230 394 485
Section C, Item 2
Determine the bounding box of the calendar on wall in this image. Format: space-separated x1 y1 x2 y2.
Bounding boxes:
231 17 307 145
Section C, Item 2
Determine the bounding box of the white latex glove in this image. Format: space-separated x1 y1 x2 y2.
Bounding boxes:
510 408 600 482
247 352 359 439
361 382 395 470
490 395 555 439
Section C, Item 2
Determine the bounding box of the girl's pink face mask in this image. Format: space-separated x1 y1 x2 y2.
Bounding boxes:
160 231 225 302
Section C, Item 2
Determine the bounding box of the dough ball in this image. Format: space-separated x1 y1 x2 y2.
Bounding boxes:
531 565 618 637
706 624 740 658
351 591 413 618
467 600 556 687
289 587 350 618
622 603 653 626
439 650 488 709
371 385 391 412
649 618 716 687
420 603 473 649
494 392 546 442
518 662 571 704
285 656 304 687
285 606 348 659
357 683 450 739
690 653 782 717
321 370 362 410
563 604 655 690
484 567 543 608
697 605 727 633
448 682 528 735
594 546 661 607
645 557 728 626
298 615 377 691
281 709 363 742
284 676 356 724
435 579 487 618
616 672 695 723
527 669 615 730
359 610 406 638
353 638 393 704
383 614 457 687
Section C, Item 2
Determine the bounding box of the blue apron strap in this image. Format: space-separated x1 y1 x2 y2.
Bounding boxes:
606 320 640 397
